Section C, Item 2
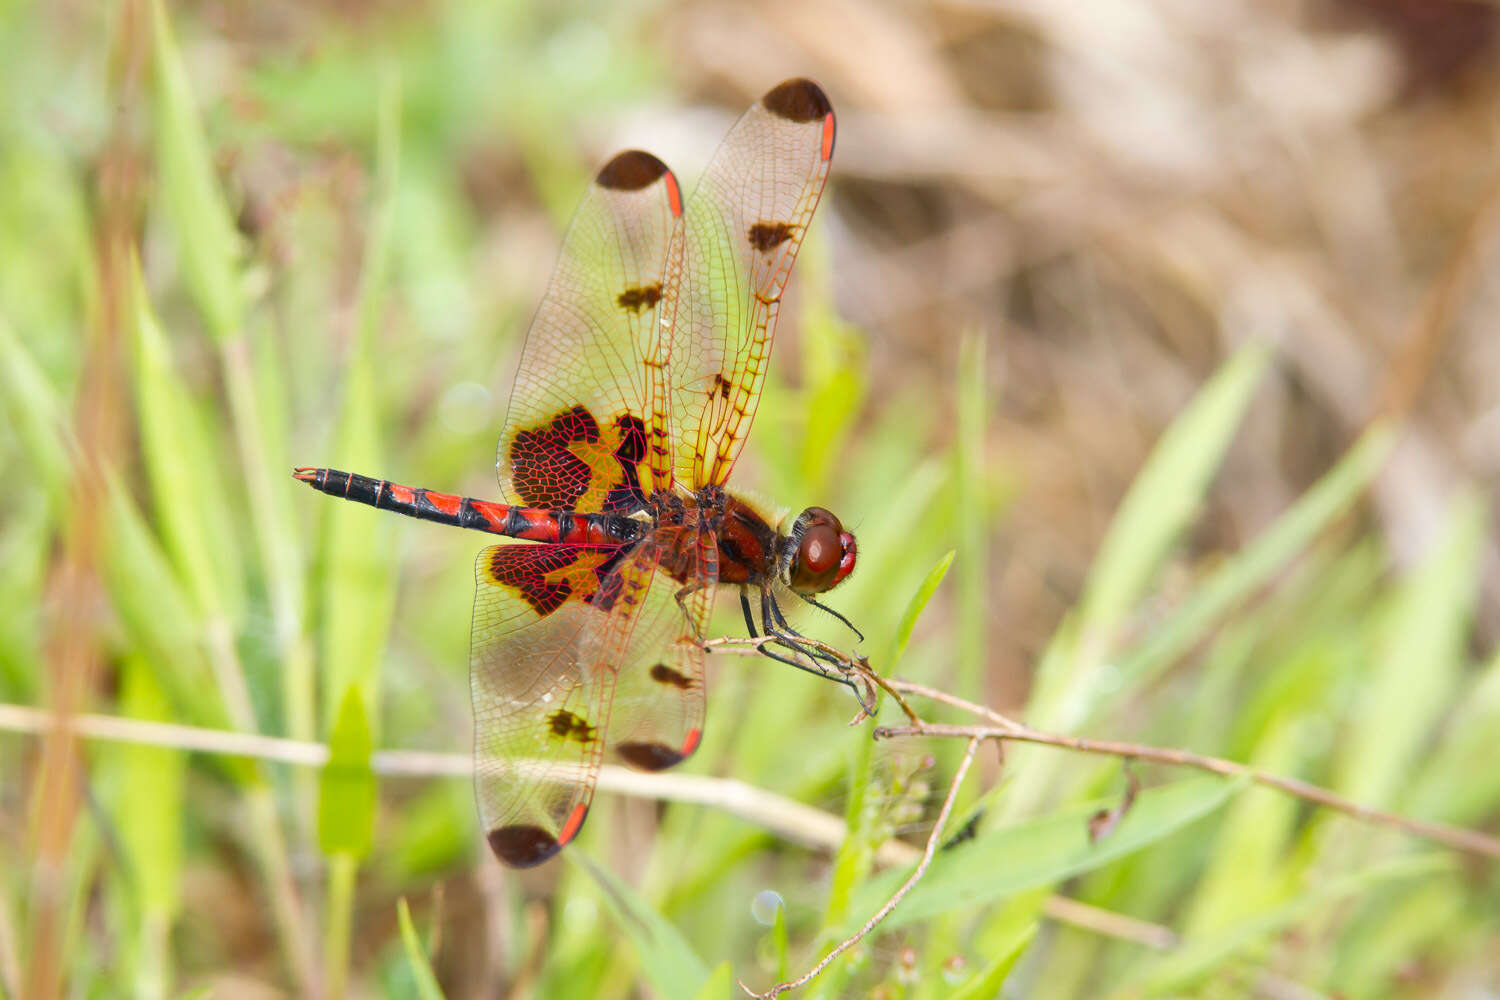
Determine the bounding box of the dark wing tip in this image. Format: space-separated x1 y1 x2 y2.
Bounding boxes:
595 150 672 191
615 741 688 772
486 824 564 868
761 78 832 123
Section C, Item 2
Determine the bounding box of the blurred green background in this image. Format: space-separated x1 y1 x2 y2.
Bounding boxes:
4 0 1500 996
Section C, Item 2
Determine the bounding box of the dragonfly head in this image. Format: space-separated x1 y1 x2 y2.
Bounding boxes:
782 507 857 595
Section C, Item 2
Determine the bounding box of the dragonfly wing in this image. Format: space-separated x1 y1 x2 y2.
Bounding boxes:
664 79 836 489
470 539 635 867
469 527 710 866
604 524 716 772
496 151 683 514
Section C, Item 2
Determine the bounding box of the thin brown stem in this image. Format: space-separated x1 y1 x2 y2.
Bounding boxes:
713 636 1500 863
883 677 1024 731
874 722 1500 860
740 737 983 999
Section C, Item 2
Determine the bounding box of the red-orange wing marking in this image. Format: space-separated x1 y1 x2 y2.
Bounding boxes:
662 79 836 489
496 151 683 514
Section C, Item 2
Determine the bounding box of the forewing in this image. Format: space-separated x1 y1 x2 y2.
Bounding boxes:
497 151 682 514
664 79 836 488
470 540 632 867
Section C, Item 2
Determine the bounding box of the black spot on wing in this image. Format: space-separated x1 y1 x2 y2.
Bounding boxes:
547 709 597 744
487 825 563 867
596 150 670 191
617 283 662 313
761 78 832 123
616 741 686 772
748 222 796 253
650 663 694 689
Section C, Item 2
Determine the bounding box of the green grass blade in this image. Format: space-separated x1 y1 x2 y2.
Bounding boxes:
692 962 733 1000
820 549 956 940
574 854 710 1000
887 549 956 670
1117 854 1451 998
318 685 376 858
128 261 244 628
396 898 448 1000
1005 344 1271 818
115 656 185 1000
316 68 402 734
321 684 376 1000
148 0 244 340
795 238 867 500
1334 490 1483 807
1408 644 1500 824
949 923 1036 1000
101 479 234 737
772 898 789 984
955 330 988 700
1079 341 1271 637
846 776 1246 932
319 685 374 998
1118 424 1395 692
1031 341 1272 734
0 313 70 503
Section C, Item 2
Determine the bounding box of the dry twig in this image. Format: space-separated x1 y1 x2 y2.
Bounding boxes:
738 737 983 1000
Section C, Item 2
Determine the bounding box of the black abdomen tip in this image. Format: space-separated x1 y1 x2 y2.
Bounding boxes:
596 150 671 191
761 78 832 123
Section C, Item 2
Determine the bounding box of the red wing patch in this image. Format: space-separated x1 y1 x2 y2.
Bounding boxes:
484 543 629 617
508 405 648 513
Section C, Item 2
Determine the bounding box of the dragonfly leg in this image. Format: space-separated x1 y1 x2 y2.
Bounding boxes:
795 592 865 644
673 581 709 642
763 591 847 670
740 589 760 638
756 588 865 702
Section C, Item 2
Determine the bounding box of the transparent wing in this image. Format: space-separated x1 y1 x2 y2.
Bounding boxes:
469 529 711 867
496 151 683 514
470 540 630 867
605 524 716 771
663 79 836 488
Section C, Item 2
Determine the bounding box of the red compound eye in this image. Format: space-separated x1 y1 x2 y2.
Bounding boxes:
788 508 855 594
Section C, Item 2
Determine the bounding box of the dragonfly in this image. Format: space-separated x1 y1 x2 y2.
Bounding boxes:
296 79 859 868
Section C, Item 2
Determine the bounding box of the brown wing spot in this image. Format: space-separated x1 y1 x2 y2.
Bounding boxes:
617 283 662 313
650 663 694 689
616 741 686 772
547 709 598 744
596 150 670 191
748 222 796 253
707 373 732 400
487 825 563 868
761 78 832 123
